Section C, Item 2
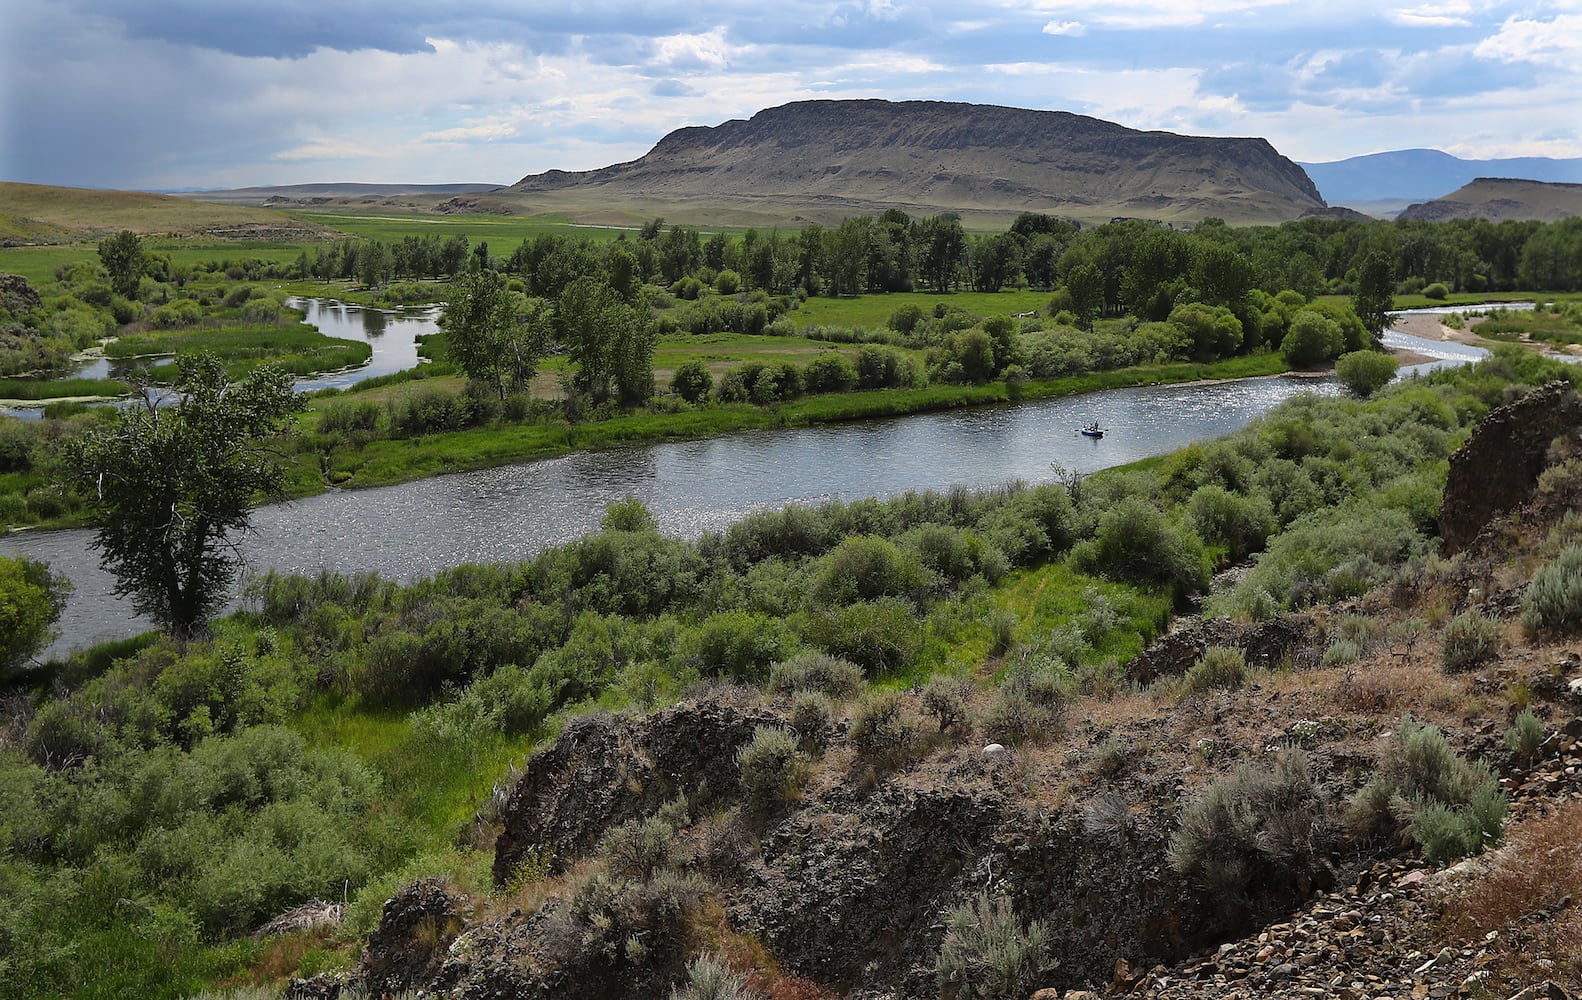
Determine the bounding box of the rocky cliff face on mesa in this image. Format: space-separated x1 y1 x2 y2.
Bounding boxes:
1398 177 1582 223
509 99 1327 225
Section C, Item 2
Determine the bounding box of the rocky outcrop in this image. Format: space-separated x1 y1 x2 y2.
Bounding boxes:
1068 719 1582 1000
492 694 783 885
1125 614 1314 685
1398 177 1582 223
1440 381 1582 553
731 757 1009 992
359 877 469 998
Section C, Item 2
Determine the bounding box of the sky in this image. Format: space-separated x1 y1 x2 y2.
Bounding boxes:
2 0 1578 191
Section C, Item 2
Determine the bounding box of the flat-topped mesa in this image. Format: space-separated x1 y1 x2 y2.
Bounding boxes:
510 99 1326 224
1399 176 1582 223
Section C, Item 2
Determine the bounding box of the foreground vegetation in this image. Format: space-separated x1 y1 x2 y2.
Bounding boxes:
3 345 1577 997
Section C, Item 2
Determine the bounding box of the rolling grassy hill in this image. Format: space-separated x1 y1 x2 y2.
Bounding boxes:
0 181 333 245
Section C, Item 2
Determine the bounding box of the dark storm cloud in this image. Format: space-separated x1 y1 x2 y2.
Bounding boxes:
57 0 708 58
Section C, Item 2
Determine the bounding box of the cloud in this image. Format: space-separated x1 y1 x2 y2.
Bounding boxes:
1388 2 1475 27
649 27 736 70
1042 20 1087 35
1474 13 1582 67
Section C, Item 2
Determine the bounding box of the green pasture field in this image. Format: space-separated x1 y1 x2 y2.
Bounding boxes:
791 288 1054 328
285 209 643 259
0 241 310 285
652 332 911 376
1314 291 1547 311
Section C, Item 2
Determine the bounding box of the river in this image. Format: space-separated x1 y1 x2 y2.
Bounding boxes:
1 298 441 420
3 321 1484 658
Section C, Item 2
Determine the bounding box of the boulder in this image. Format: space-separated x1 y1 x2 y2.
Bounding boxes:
360 877 469 998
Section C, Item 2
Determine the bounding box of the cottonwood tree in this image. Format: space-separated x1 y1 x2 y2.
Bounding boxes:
65 354 303 637
1353 250 1395 341
97 229 146 299
0 555 71 680
442 267 551 399
558 276 655 406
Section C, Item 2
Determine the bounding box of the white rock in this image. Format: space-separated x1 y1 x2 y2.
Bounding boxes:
982 743 1007 756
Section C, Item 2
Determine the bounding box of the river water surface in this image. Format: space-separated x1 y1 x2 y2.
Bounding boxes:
4 321 1483 656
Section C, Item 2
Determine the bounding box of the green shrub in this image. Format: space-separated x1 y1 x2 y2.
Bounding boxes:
1441 609 1501 672
1335 350 1400 398
602 493 658 532
601 813 688 880
683 610 794 681
736 726 811 809
848 690 918 767
354 631 426 706
1504 709 1545 762
1210 505 1430 619
317 398 384 435
921 676 971 733
1186 486 1275 562
787 691 834 751
981 660 1068 746
808 535 931 607
459 664 554 735
1073 497 1209 601
670 360 713 403
935 891 1055 1000
1320 638 1361 666
854 344 915 389
803 352 857 394
1521 545 1582 633
1167 750 1335 915
888 304 925 335
987 609 1017 656
1346 715 1506 863
672 952 762 1000
1422 282 1449 300
802 598 923 676
1183 646 1246 694
766 650 865 699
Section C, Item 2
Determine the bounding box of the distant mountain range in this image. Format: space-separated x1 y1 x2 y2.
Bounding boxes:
501 99 1326 226
1300 150 1582 216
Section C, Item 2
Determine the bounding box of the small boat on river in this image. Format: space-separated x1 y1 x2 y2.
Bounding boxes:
1078 422 1105 439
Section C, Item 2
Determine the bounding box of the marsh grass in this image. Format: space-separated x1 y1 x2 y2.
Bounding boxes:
0 376 130 399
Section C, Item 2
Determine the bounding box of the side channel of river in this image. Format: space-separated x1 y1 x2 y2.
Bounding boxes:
1 298 441 420
5 323 1481 657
